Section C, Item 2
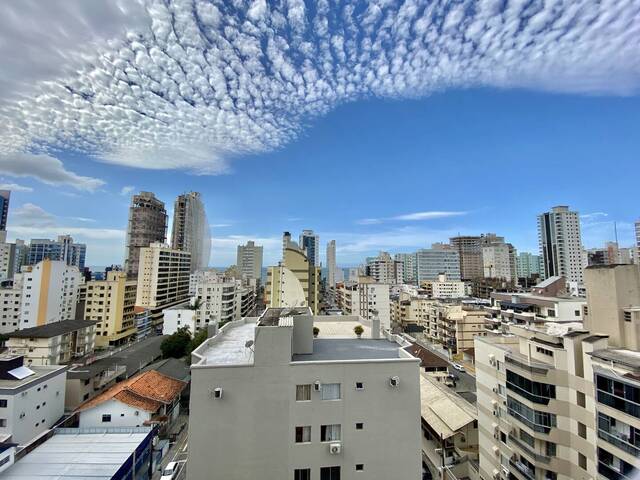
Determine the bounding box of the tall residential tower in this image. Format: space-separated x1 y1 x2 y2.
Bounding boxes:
299 229 320 266
326 240 336 287
171 192 210 272
124 192 167 279
538 205 584 284
236 240 263 281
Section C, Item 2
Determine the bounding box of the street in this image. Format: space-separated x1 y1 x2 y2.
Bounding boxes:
152 415 189 480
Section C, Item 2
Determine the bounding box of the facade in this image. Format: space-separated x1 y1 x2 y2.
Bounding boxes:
0 275 23 334
124 191 167 279
415 247 461 282
171 191 210 272
450 235 485 280
84 271 138 348
299 229 320 266
0 240 27 281
336 279 391 329
395 253 417 284
538 206 584 284
135 243 191 328
19 259 82 329
26 235 86 271
0 190 9 232
636 220 640 263
265 265 307 310
366 251 404 284
187 307 422 480
483 243 517 283
326 240 337 287
516 252 542 280
6 320 96 366
0 356 66 445
420 272 467 299
236 240 263 281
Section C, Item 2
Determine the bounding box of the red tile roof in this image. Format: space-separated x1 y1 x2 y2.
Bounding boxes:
76 370 186 413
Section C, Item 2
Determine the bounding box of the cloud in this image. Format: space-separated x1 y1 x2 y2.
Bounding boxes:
68 216 96 223
0 183 33 192
11 203 56 228
120 185 135 196
210 224 232 228
0 152 105 191
0 0 638 174
357 211 467 224
581 212 609 221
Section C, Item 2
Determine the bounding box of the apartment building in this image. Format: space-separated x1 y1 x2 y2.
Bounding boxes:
5 320 96 366
336 278 391 329
135 242 191 329
420 272 467 299
124 191 167 279
84 271 137 347
326 240 337 287
299 229 320 266
395 253 417 284
26 235 86 272
450 236 485 280
483 242 517 283
517 253 542 282
415 247 461 282
0 275 23 334
0 190 9 232
171 191 210 272
366 251 404 284
0 240 26 281
538 206 584 284
237 240 263 281
187 307 421 480
0 355 66 445
19 259 82 329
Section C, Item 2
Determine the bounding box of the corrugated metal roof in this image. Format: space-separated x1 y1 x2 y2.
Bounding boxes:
420 373 476 439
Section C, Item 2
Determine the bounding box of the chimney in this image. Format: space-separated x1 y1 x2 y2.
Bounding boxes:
371 314 381 339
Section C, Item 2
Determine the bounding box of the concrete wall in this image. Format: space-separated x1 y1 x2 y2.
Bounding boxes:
78 398 151 428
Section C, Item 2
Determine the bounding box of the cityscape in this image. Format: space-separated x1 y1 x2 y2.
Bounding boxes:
0 2 639 480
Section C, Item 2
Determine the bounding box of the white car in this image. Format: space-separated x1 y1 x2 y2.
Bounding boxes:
450 363 466 373
160 462 179 480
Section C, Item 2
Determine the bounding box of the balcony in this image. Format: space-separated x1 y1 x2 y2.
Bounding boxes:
508 433 551 464
93 365 126 389
509 459 536 480
505 352 552 376
597 429 640 458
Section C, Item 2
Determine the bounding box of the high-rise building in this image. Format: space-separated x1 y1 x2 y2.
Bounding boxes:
187 307 421 480
450 235 484 280
516 252 542 279
336 277 391 328
135 242 191 328
236 240 263 281
538 205 584 284
415 247 460 282
27 235 86 271
19 259 81 329
171 191 210 272
84 271 138 347
635 219 640 263
299 229 320 266
482 243 517 282
326 240 336 287
124 192 167 279
366 251 404 284
394 253 417 284
0 190 10 232
0 239 27 281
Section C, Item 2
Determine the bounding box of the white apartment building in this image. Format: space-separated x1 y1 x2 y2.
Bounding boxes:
395 253 417 284
326 240 337 287
0 275 23 334
366 251 404 284
416 247 461 282
538 206 584 284
483 243 517 282
0 240 26 281
635 219 640 263
236 240 263 281
336 279 391 329
420 272 467 299
19 259 81 330
6 320 96 366
187 307 422 480
0 356 66 446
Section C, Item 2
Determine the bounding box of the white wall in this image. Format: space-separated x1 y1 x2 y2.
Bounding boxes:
78 398 151 429
163 307 196 335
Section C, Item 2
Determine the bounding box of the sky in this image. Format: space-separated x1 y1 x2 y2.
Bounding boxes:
0 0 638 268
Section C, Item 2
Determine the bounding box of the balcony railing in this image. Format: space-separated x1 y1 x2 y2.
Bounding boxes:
505 352 551 376
598 429 640 458
509 459 536 480
508 433 551 464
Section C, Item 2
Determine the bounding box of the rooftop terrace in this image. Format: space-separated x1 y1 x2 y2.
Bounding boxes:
292 339 400 362
193 319 257 366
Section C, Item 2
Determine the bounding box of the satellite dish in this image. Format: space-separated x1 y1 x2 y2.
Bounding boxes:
245 340 254 348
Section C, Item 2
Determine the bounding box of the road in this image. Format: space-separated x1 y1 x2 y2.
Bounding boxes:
152 416 189 480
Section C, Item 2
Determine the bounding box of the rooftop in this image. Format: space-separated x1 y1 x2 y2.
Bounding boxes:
195 319 257 366
420 373 476 439
591 348 640 370
8 320 96 339
292 339 400 362
258 307 312 326
2 428 152 479
0 365 66 391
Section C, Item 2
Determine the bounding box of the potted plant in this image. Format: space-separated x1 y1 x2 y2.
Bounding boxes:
354 325 364 339
313 326 320 338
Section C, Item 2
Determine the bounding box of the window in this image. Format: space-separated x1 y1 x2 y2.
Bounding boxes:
296 384 311 401
355 422 364 430
355 382 364 390
295 426 311 443
321 424 341 442
536 346 553 357
320 466 340 480
101 414 111 423
355 464 364 471
321 383 341 400
624 311 632 322
545 442 556 457
294 469 311 480
578 452 587 470
577 391 586 407
0 419 6 427
578 422 586 439
0 400 6 408
500 431 507 444
574 310 580 317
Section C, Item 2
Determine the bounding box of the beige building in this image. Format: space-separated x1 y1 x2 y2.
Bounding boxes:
135 242 191 329
420 273 468 299
265 265 307 309
188 307 421 480
6 319 96 365
0 274 23 334
336 278 391 329
85 271 137 348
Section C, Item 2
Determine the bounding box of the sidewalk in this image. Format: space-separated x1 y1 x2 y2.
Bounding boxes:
152 414 189 480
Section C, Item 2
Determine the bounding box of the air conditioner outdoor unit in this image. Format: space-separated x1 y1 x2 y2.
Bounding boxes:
389 376 400 387
213 387 223 399
492 469 500 480
329 443 341 454
492 446 500 455
314 381 322 391
492 387 498 393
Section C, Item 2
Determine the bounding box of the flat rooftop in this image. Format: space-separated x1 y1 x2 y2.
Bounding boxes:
2 428 152 479
591 348 640 370
0 365 65 391
259 307 312 326
292 339 400 362
197 320 256 365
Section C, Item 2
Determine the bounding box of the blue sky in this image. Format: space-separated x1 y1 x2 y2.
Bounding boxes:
0 1 638 267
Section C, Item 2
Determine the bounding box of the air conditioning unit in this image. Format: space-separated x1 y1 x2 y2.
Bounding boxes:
212 387 223 399
329 443 341 454
389 376 400 387
314 381 322 392
492 469 500 480
19 412 25 419
492 387 498 393
492 446 500 455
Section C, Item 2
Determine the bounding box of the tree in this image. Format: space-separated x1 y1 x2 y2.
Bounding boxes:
161 327 192 359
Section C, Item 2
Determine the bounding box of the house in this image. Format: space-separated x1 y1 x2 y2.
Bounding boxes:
76 370 185 432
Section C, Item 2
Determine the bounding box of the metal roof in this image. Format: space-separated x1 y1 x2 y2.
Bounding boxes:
9 320 96 338
419 373 476 439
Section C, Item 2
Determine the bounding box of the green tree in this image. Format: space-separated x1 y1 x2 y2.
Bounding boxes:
161 327 192 359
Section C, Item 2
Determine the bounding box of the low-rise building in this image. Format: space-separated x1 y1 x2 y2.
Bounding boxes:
5 320 96 366
420 273 468 299
187 307 422 480
0 356 66 445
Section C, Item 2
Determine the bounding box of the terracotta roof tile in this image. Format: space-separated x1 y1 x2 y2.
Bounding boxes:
76 370 186 413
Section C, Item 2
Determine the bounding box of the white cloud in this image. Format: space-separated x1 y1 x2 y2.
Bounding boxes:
0 183 33 192
357 210 467 224
0 0 637 174
581 212 609 221
210 224 232 228
0 152 105 191
120 185 135 196
11 203 56 228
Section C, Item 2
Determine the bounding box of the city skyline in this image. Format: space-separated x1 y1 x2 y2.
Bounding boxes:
0 1 638 267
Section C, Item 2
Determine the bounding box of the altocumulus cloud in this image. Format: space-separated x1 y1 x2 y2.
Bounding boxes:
0 0 639 175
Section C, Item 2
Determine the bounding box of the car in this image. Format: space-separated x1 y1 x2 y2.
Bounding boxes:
160 462 179 480
450 363 466 373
